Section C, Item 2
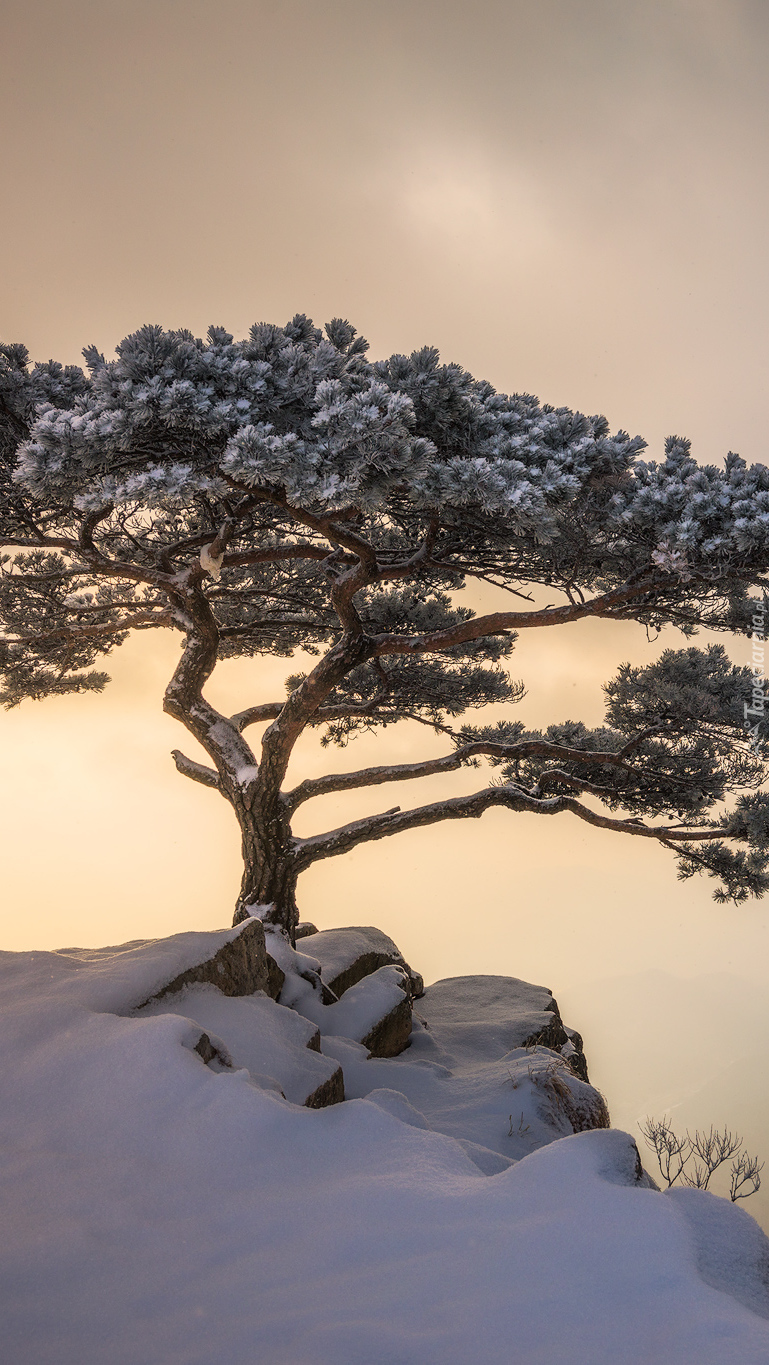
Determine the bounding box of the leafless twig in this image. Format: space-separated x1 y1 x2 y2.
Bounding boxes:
640 1116 762 1201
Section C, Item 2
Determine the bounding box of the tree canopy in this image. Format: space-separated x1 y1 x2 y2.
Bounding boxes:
2 317 768 937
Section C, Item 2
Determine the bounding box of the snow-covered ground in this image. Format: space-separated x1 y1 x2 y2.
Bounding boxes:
2 924 769 1365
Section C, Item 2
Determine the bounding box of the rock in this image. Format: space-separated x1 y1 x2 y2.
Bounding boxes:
294 922 319 940
560 1030 590 1082
416 974 557 1050
304 1067 345 1108
192 1031 232 1068
305 926 423 1000
415 975 589 1078
264 951 287 1000
139 916 285 1007
524 1048 609 1134
288 964 414 1059
361 989 413 1058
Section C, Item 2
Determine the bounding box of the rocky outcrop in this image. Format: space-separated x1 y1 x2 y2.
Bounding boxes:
139 917 285 1007
130 917 600 1132
319 970 610 1162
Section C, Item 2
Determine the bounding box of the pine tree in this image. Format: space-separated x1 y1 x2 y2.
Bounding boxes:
2 319 769 939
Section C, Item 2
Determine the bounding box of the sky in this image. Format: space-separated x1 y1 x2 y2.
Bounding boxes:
2 0 769 1203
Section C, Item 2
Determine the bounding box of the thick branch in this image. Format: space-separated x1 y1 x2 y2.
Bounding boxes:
163 584 259 786
284 734 669 811
218 618 320 637
232 695 391 732
330 561 373 634
371 577 662 655
557 798 728 842
223 543 345 569
293 783 729 869
270 490 378 566
79 504 114 555
1 533 166 588
58 598 166 614
6 608 172 646
232 702 286 729
258 631 376 795
0 535 83 551
171 750 223 790
293 784 541 865
285 750 465 811
223 479 377 564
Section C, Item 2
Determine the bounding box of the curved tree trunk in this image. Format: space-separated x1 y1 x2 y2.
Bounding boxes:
163 600 377 945
161 590 304 941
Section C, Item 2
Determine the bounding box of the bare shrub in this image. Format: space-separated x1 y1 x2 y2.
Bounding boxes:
640 1116 763 1202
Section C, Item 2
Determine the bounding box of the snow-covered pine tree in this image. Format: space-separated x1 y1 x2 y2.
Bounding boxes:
2 318 769 938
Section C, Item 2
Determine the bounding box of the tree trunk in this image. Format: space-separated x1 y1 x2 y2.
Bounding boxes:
230 787 299 941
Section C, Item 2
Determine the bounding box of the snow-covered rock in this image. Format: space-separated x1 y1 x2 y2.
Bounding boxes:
304 923 424 999
135 914 284 1005
25 918 280 1016
416 973 589 1079
285 962 414 1057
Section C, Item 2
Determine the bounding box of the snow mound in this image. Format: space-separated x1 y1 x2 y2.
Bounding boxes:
138 983 342 1107
668 1186 769 1320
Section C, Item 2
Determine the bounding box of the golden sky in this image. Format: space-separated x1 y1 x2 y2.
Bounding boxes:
2 0 768 1006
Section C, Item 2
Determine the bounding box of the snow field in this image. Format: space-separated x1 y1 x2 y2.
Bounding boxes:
1 930 768 1364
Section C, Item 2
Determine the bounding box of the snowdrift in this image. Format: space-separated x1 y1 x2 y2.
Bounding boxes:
1 916 768 1365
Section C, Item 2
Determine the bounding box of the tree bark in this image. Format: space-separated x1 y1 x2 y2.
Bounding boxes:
230 785 299 938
